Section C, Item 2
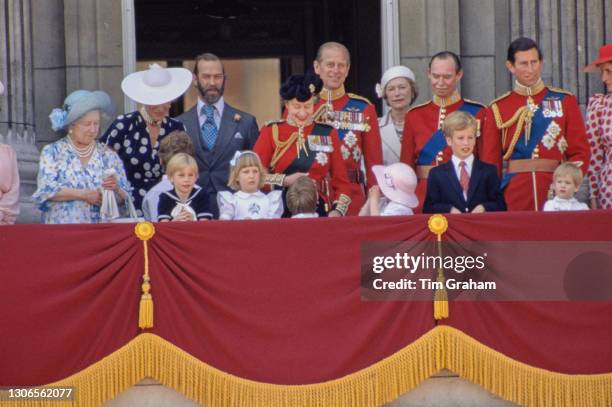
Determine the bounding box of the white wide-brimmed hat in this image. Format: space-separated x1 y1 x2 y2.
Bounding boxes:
121 64 192 105
49 89 113 131
375 65 416 98
372 163 418 207
0 80 4 95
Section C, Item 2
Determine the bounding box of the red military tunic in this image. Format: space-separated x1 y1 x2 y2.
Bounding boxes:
254 120 352 216
314 86 383 215
488 79 590 211
400 91 499 213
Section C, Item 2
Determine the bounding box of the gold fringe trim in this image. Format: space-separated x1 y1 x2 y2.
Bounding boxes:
440 326 612 407
3 328 611 407
1 331 441 407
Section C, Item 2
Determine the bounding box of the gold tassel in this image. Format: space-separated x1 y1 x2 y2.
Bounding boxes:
433 268 449 320
427 215 449 320
135 222 156 329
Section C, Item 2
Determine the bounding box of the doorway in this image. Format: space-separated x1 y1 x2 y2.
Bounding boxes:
134 0 382 122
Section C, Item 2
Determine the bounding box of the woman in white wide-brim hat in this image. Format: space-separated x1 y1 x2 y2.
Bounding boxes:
33 89 130 224
375 65 419 165
101 64 192 214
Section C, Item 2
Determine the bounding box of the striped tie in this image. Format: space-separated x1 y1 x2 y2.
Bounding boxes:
459 161 470 194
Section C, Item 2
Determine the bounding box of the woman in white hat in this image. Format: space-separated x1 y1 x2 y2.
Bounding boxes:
584 44 612 209
101 64 192 215
375 65 418 165
0 80 21 224
33 90 130 224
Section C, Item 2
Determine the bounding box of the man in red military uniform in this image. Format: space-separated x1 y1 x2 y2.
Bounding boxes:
487 37 590 211
400 51 499 212
313 42 383 215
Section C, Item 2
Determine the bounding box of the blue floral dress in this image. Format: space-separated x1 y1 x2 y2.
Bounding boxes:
100 111 186 215
32 138 130 224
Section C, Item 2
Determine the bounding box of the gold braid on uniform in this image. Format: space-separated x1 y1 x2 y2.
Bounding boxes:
270 124 298 169
264 173 285 187
332 194 351 216
491 102 535 161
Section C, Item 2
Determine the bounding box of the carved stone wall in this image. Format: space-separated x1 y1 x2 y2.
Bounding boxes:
398 0 612 108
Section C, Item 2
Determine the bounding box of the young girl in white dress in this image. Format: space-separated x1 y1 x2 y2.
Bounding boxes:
217 151 284 220
359 162 418 216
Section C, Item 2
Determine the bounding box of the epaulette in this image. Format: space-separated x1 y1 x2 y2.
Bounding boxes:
407 100 430 112
489 91 511 106
347 93 372 105
548 87 574 96
264 119 285 127
463 98 486 108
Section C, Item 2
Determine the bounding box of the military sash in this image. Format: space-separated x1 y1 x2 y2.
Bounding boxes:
501 89 565 188
416 101 483 165
282 123 333 175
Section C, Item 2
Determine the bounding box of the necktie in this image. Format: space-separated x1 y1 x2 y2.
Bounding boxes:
459 161 470 194
201 105 218 150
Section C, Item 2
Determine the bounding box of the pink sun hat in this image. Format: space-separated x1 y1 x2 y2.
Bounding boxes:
372 163 418 208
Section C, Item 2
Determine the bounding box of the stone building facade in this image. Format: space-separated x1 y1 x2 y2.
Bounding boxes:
1 0 610 223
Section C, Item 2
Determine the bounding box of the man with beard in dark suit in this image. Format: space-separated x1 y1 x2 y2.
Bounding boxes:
177 53 259 217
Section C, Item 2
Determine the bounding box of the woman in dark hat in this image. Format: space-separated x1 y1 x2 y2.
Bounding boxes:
253 73 351 216
584 44 612 209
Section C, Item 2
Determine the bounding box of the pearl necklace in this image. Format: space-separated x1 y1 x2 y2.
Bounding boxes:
67 135 95 158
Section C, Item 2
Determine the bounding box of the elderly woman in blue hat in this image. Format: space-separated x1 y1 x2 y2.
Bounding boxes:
101 64 192 216
33 90 130 224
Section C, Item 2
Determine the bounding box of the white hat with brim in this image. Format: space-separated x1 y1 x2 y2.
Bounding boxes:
372 163 419 208
121 64 192 106
375 65 416 98
49 90 114 131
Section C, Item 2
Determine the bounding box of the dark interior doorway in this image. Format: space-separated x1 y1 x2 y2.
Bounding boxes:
135 0 382 117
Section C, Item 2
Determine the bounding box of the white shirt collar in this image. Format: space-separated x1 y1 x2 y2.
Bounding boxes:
451 154 475 176
235 190 264 199
197 96 225 118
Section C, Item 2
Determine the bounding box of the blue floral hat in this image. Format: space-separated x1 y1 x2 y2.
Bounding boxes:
49 90 113 131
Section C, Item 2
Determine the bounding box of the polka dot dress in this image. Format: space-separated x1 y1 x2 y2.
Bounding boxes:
586 94 612 209
100 111 186 214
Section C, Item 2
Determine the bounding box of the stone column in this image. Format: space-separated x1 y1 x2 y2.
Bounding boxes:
0 0 40 223
397 0 460 104
508 0 612 107
63 0 125 130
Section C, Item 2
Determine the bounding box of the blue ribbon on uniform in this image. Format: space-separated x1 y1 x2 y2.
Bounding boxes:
500 89 565 189
417 101 483 165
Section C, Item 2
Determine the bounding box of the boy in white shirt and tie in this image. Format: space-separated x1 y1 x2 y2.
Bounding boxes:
423 111 506 213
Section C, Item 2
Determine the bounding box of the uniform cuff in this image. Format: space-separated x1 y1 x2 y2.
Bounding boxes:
332 194 351 216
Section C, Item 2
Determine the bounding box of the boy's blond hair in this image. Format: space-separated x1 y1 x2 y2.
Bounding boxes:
227 151 267 191
443 110 478 139
286 176 318 215
166 153 198 178
553 162 583 187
